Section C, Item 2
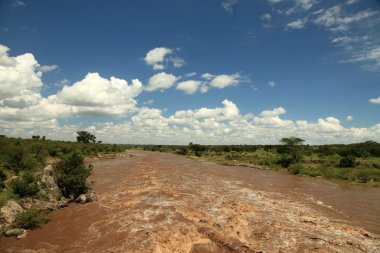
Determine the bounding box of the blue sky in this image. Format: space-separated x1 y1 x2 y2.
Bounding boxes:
0 0 379 144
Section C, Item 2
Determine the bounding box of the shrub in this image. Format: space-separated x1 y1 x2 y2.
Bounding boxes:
12 209 48 229
278 155 293 168
11 172 39 197
339 156 356 168
54 153 92 198
36 148 50 164
6 147 38 174
176 147 188 155
288 163 304 175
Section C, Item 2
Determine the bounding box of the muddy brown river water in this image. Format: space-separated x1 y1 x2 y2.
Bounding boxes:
1 150 379 252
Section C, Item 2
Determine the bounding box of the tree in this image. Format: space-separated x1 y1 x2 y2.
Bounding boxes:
54 153 93 198
189 143 206 157
76 131 96 143
280 137 305 146
278 137 305 167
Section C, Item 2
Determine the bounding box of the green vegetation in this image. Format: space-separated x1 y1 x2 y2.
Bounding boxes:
76 131 96 143
339 156 356 168
138 139 380 186
0 135 130 206
12 209 49 229
54 153 92 198
11 172 39 198
278 137 305 167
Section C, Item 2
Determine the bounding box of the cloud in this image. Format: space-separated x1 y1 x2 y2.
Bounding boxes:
210 74 241 88
145 72 179 92
0 44 42 100
312 5 380 70
221 0 239 13
57 72 143 116
316 117 343 132
267 0 284 4
2 96 380 144
268 81 276 87
170 57 186 68
267 1 380 71
87 101 380 145
369 96 380 104
346 0 360 5
11 0 26 8
287 18 307 29
203 73 243 89
346 115 353 121
0 45 16 66
144 47 185 70
260 107 286 117
313 6 378 32
144 47 172 70
261 13 272 22
344 46 380 71
295 0 318 10
185 72 197 77
38 64 58 73
55 78 70 87
176 80 202 94
1 44 379 145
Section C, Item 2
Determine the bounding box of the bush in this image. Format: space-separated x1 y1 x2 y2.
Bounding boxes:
11 172 39 197
6 147 38 174
36 148 50 164
288 163 304 175
176 147 188 155
278 155 293 168
54 153 92 198
339 156 356 168
12 209 48 229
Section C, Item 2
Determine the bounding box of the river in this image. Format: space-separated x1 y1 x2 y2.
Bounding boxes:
0 150 379 252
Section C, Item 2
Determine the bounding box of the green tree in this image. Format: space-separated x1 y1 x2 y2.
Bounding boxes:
76 131 96 143
54 153 92 198
280 137 305 146
278 137 305 168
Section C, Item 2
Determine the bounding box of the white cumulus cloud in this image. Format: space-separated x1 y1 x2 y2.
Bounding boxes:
0 44 43 100
144 47 172 70
144 47 185 70
145 72 179 92
176 80 202 94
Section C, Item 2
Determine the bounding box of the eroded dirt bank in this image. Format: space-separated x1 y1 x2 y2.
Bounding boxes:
0 150 379 252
